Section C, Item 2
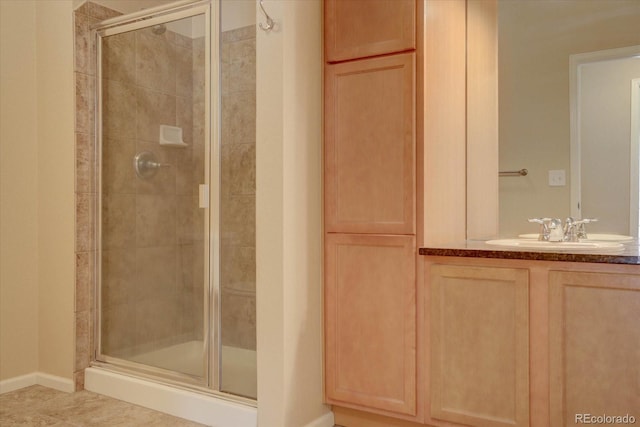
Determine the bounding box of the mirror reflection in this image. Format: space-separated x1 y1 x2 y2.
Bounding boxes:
497 0 640 237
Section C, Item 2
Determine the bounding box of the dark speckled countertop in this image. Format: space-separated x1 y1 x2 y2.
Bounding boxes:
419 239 640 265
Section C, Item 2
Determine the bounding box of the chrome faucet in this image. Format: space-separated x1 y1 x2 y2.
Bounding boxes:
528 218 563 241
529 217 598 242
563 217 598 242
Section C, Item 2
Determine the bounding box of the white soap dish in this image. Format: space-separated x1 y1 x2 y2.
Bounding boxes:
159 124 188 147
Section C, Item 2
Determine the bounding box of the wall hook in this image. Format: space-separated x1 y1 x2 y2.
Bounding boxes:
259 0 275 32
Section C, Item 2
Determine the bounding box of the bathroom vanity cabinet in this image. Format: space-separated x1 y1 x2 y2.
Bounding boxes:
330 255 639 427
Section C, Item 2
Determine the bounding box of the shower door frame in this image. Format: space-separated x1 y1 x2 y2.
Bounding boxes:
92 0 227 397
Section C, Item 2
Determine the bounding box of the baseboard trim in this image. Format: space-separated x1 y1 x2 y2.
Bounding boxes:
0 372 74 394
303 411 335 427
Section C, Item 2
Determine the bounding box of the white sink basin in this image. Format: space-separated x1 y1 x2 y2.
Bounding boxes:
518 233 633 242
486 239 624 251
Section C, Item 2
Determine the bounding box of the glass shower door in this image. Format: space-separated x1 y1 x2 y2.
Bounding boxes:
96 6 211 385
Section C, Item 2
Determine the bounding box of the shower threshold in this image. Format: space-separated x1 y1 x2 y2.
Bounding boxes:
85 360 257 426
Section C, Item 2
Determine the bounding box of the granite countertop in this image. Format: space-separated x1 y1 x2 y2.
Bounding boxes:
419 239 640 265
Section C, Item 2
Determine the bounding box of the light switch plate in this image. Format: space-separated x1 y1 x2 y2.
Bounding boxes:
548 169 566 186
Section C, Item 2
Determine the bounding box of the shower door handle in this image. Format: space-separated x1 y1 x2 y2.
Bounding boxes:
199 184 209 208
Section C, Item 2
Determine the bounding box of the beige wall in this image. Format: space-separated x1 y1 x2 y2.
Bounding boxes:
498 0 640 236
256 0 330 425
0 0 40 382
36 0 75 382
0 0 75 383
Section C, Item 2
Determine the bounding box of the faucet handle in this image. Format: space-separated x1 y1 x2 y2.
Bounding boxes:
574 218 598 225
574 218 598 239
528 218 561 241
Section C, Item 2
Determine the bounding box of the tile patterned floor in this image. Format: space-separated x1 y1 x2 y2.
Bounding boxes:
0 385 207 426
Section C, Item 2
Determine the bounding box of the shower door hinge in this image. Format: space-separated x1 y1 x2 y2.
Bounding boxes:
199 184 209 208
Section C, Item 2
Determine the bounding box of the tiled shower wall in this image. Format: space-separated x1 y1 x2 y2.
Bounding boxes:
220 25 257 351
74 1 120 392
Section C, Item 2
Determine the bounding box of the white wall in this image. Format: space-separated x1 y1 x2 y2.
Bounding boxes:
0 0 40 382
0 0 75 386
256 0 331 425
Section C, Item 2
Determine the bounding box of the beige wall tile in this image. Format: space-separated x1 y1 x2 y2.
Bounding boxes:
102 137 135 194
102 194 136 250
135 32 176 96
177 244 194 290
102 31 135 84
74 310 91 371
220 246 255 293
224 143 256 196
174 32 192 50
175 45 193 99
176 96 193 145
76 132 95 193
221 290 256 350
75 72 95 134
136 246 177 298
102 303 136 355
220 195 255 247
135 297 181 346
221 91 256 145
75 251 94 313
102 80 136 139
136 87 176 143
135 194 176 247
221 39 255 94
176 195 197 243
76 193 95 252
102 249 136 308
74 12 90 74
175 146 194 196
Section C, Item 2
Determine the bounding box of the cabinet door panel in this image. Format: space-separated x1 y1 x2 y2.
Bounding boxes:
429 264 530 427
325 0 415 62
325 234 416 416
549 271 640 426
325 53 415 234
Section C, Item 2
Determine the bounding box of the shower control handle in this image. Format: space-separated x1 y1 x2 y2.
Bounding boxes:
134 151 170 179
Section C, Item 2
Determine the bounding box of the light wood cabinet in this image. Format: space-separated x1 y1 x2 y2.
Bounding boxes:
325 234 417 416
325 53 415 235
323 0 418 420
324 0 416 63
333 257 639 427
549 270 640 426
429 265 530 427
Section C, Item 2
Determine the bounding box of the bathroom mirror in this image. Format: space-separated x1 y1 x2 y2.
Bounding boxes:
496 0 640 237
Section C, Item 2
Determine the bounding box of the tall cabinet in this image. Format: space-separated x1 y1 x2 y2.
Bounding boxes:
323 0 419 419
